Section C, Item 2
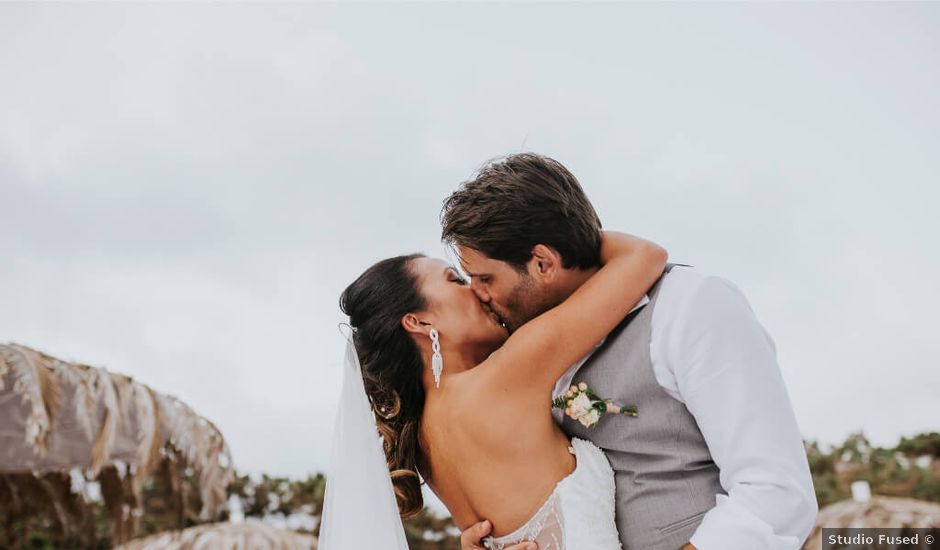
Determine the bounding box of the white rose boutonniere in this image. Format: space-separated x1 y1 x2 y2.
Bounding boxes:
552 382 637 428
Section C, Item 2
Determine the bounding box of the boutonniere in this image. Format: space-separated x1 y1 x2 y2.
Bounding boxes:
552 382 638 428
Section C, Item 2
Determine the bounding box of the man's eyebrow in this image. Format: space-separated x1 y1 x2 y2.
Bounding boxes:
455 264 481 278
451 255 487 279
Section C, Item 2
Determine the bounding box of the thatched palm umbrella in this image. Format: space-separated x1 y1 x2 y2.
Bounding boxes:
0 343 234 545
115 521 317 550
802 495 940 550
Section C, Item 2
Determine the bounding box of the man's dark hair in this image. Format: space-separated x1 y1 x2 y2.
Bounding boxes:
441 153 602 271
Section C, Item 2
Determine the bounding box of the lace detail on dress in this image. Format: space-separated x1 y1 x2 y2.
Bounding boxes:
482 491 565 550
480 438 621 550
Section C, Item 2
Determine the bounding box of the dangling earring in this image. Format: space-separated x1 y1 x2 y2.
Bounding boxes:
429 328 443 388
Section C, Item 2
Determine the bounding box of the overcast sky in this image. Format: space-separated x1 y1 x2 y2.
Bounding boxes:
2 3 938 488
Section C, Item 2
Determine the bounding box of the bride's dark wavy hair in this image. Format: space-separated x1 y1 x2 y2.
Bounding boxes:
339 254 428 518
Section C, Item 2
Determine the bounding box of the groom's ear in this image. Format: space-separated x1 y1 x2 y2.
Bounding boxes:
529 244 562 281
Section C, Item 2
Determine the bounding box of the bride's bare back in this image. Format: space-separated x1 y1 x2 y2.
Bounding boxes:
421 366 575 536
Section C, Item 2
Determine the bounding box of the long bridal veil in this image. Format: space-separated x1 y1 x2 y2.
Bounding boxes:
319 334 410 549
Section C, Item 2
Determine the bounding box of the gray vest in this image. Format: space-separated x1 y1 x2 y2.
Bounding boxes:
561 264 725 550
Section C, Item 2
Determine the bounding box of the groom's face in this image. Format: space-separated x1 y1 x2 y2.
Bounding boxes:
456 246 553 334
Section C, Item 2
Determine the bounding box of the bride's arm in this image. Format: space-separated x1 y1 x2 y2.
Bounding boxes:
484 231 666 392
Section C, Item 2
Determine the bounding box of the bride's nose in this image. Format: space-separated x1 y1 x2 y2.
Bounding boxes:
469 279 491 303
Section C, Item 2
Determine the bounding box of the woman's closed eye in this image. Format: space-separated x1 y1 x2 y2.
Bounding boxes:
446 269 468 285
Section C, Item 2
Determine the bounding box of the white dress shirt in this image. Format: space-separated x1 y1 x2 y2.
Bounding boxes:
552 266 817 550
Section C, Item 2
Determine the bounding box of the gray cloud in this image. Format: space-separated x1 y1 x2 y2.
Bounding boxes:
1 3 937 483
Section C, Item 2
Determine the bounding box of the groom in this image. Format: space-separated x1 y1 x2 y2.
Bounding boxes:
442 154 817 550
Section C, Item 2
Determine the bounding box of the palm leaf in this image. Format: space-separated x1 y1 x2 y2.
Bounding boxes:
0 343 234 544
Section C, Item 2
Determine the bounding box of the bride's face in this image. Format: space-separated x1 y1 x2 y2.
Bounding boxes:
408 257 509 355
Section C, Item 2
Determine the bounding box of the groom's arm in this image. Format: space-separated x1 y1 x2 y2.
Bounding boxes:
660 274 818 550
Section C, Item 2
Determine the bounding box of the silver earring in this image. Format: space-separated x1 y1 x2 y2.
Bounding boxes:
429 328 443 388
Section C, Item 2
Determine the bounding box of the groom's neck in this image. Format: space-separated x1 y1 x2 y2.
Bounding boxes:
554 265 600 302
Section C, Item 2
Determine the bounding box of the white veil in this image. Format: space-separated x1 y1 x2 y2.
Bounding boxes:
319 330 410 549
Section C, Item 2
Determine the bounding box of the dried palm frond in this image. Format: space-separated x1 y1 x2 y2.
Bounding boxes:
157 393 233 519
0 345 62 454
0 343 235 544
115 521 318 550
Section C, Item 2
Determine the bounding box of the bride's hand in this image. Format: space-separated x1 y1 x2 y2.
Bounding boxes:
459 519 538 550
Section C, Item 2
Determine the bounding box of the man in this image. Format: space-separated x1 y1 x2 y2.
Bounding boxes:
442 153 817 550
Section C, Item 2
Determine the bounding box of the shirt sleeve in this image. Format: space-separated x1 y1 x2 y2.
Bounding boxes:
658 274 818 550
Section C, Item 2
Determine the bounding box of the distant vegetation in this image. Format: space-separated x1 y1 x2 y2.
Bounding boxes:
4 432 939 549
807 432 940 508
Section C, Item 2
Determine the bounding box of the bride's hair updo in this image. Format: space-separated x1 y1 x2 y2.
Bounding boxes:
339 254 428 518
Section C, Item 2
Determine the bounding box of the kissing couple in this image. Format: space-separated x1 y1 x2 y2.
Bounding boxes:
320 153 818 550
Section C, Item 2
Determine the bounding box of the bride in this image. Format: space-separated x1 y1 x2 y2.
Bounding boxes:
320 231 667 549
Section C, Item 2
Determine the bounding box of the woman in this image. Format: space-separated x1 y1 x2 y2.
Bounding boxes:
326 231 666 549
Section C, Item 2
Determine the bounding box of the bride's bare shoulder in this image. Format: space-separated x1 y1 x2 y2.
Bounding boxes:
443 362 546 430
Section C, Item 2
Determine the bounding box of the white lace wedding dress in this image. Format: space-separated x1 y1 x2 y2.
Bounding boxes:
482 438 623 550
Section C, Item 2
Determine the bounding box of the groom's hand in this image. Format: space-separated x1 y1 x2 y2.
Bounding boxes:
680 544 698 550
460 520 538 550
